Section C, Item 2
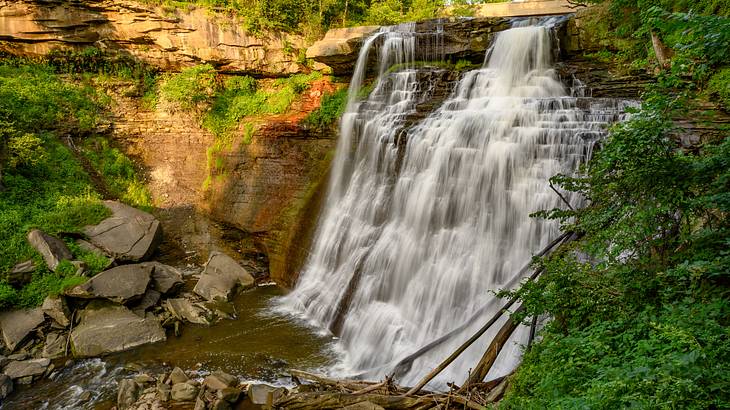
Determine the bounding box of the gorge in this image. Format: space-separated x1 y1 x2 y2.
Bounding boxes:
0 0 728 409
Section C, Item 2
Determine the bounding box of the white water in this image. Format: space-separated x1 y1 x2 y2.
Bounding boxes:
279 21 631 388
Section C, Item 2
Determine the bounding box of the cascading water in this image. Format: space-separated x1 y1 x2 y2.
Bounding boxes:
279 19 632 388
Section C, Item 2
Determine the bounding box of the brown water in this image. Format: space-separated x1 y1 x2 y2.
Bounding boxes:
2 286 336 410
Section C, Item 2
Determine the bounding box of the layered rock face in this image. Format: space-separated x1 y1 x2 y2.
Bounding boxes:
0 0 307 76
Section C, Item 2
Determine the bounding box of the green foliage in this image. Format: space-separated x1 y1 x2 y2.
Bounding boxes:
707 68 730 109
304 88 348 129
159 64 217 110
80 136 154 209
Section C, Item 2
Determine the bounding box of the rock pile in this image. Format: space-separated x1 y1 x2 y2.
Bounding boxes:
0 201 257 401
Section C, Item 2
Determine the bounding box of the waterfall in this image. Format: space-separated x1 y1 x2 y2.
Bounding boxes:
278 20 631 388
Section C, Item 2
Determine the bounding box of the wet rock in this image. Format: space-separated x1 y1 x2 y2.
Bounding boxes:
7 260 35 287
194 397 207 410
217 387 241 403
131 289 162 316
84 201 162 263
42 332 66 359
203 370 237 391
70 303 166 357
0 356 8 368
66 264 153 304
6 353 27 361
193 252 254 301
3 358 50 379
27 229 73 271
211 399 231 410
171 382 198 401
157 382 171 402
135 374 156 384
78 390 93 403
246 384 287 405
118 378 141 410
0 308 45 351
149 262 184 295
164 298 211 325
169 367 189 385
42 295 71 327
0 374 13 400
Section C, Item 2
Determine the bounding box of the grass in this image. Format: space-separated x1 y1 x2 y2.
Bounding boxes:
159 64 217 110
304 87 348 129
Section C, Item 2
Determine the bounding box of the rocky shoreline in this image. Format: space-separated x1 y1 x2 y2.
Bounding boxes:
0 200 262 405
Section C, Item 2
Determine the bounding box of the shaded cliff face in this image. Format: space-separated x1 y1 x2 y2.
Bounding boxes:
0 0 309 76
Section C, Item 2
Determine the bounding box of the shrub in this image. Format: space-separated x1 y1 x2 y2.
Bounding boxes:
304 88 348 129
159 64 217 110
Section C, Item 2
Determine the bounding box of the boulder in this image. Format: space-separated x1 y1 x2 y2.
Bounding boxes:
171 382 198 401
305 26 380 75
27 229 73 271
42 332 66 359
3 358 50 379
70 303 166 357
0 308 45 351
342 402 386 410
42 295 71 327
66 264 153 304
193 252 254 301
118 378 140 410
246 384 287 405
149 262 184 294
164 298 211 325
7 260 35 287
217 387 241 403
211 399 232 410
0 374 12 400
203 371 237 391
84 201 162 263
169 367 189 385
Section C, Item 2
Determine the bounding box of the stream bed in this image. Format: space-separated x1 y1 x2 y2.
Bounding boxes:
2 286 337 409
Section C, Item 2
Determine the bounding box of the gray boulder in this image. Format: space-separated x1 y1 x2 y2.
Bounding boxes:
0 374 12 400
70 303 166 357
27 229 72 271
203 370 237 391
0 308 45 351
149 262 184 295
3 358 50 379
193 252 254 301
7 260 35 287
42 295 71 327
84 201 162 263
217 387 241 403
171 382 198 401
65 264 153 304
169 367 189 385
130 289 161 316
247 384 287 405
117 378 140 410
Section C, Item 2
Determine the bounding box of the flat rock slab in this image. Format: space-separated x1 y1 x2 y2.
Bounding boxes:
70 303 166 358
42 295 71 327
3 358 50 379
193 252 254 301
27 229 72 271
84 201 162 263
165 298 211 325
0 308 45 351
66 264 153 304
247 384 287 405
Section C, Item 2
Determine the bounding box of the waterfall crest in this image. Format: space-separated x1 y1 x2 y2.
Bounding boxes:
278 20 631 388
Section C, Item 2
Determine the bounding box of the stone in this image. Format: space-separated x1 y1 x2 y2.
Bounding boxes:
211 399 231 410
203 370 237 391
84 201 163 263
341 402 386 410
42 332 66 359
70 303 166 357
7 260 35 287
0 308 45 351
118 378 140 410
0 356 8 368
42 295 71 327
75 239 109 259
131 289 162 316
171 382 198 401
217 387 240 403
3 358 50 379
135 374 156 384
305 26 380 75
193 252 254 301
27 229 73 271
7 353 27 361
0 374 13 400
169 367 189 385
194 397 207 410
149 262 184 295
164 298 211 325
78 390 93 403
246 384 287 405
65 264 153 304
157 382 171 402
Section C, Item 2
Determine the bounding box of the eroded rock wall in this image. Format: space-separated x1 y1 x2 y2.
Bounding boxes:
0 0 308 76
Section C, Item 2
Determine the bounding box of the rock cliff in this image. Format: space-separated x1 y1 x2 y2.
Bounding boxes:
0 0 308 76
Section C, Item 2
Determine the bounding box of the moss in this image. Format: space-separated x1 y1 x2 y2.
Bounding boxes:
707 67 730 109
